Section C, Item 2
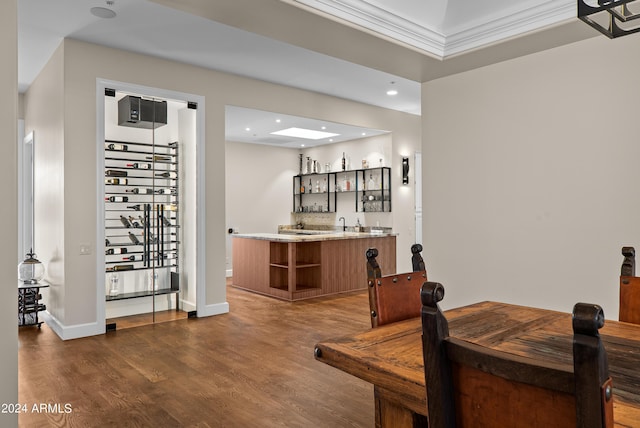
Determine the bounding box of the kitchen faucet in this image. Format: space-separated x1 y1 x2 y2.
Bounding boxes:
338 216 346 232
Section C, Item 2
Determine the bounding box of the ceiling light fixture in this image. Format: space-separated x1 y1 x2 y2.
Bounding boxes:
386 81 398 96
271 127 339 140
578 0 640 38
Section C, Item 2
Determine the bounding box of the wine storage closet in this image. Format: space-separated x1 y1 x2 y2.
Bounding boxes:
103 91 189 323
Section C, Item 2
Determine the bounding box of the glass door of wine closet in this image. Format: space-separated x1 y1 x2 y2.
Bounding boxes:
103 89 192 328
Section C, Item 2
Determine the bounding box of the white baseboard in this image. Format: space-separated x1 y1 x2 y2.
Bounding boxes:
42 311 105 340
181 299 196 312
197 301 229 317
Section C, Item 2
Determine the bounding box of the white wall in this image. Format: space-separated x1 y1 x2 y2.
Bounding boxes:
1 1 18 425
23 38 420 338
225 141 297 274
422 33 640 318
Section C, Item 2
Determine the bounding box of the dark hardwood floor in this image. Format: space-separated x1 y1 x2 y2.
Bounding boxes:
18 283 375 427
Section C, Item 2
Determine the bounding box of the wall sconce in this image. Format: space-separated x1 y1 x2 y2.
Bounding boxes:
578 0 640 38
402 157 409 185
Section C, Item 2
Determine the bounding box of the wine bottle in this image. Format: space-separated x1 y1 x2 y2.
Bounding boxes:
308 179 313 194
105 238 111 246
128 232 141 245
155 171 177 178
106 170 127 177
128 216 141 228
113 264 134 271
161 252 177 260
300 181 305 194
106 143 128 151
342 152 346 171
122 255 143 261
105 178 128 185
162 216 171 227
146 155 171 161
155 188 175 195
127 204 141 211
106 196 129 202
106 247 128 255
125 188 153 194
120 215 132 228
127 163 152 169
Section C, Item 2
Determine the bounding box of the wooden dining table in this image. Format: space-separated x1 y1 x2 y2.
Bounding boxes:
314 301 640 428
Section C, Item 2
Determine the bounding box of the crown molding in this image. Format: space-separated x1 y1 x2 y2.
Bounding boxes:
294 0 575 59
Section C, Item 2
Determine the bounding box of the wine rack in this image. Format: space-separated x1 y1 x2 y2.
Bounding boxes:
104 139 180 301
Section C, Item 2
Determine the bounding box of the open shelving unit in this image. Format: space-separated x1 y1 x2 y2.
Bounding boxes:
269 241 322 295
292 166 391 213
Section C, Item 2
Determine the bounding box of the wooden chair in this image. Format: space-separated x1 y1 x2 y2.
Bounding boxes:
365 244 427 328
421 281 613 428
620 246 640 325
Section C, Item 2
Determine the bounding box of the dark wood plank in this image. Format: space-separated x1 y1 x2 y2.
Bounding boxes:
315 301 640 427
19 281 375 427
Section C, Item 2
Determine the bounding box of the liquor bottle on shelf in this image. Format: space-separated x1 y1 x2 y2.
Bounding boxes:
128 232 141 245
315 180 320 193
122 255 143 262
120 215 133 228
113 264 134 271
308 179 313 193
342 152 346 171
126 204 142 211
106 170 127 177
126 163 152 169
106 143 128 151
106 247 128 255
125 188 153 194
300 180 305 194
155 171 177 179
105 178 128 185
106 196 129 203
368 174 376 191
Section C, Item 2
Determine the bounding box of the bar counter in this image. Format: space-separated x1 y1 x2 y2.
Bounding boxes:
232 232 396 301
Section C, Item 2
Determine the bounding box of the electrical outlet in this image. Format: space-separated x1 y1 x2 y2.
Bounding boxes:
79 244 92 255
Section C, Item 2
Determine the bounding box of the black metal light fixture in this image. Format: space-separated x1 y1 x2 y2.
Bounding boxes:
402 157 409 185
578 0 640 38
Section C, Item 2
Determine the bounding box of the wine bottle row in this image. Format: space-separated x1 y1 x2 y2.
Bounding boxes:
104 137 180 287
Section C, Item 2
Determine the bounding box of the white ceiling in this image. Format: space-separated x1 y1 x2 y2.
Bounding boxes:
17 0 598 147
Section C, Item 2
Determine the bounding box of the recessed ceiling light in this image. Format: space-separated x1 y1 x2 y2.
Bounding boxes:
90 7 116 19
362 132 367 136
301 144 305 147
271 127 339 140
321 126 326 130
276 119 281 123
386 80 398 96
245 127 251 131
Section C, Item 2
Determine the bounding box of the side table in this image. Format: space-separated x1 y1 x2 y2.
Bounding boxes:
18 282 49 328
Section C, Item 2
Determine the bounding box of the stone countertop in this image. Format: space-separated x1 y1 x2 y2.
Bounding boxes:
233 231 397 242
